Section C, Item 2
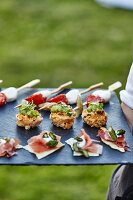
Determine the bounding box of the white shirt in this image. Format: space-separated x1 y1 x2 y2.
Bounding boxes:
120 63 133 109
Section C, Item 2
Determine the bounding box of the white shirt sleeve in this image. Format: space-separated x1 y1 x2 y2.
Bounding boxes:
120 63 133 109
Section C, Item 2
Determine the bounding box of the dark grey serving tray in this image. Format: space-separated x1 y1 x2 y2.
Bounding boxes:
0 88 132 166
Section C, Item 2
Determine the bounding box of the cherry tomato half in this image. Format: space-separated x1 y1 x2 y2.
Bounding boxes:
0 92 7 107
48 94 68 104
25 93 46 106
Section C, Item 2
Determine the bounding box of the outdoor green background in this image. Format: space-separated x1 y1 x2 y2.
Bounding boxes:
0 0 133 200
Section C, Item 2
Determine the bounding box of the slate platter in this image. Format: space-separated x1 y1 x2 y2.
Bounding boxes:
0 88 132 166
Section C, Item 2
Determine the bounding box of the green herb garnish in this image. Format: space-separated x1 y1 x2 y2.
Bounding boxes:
49 132 56 140
47 140 58 147
51 103 73 116
19 102 40 118
116 129 125 136
43 132 58 147
87 102 104 113
75 136 83 142
108 127 117 141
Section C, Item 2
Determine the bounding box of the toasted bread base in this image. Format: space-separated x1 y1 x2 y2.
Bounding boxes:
82 109 107 128
23 142 64 159
16 114 43 130
101 138 125 152
50 112 76 129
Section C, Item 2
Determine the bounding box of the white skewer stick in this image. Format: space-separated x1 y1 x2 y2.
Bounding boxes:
108 81 122 91
80 82 104 95
0 80 3 84
17 79 40 92
49 81 73 95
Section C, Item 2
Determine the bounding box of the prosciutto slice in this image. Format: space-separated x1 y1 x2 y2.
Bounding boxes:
86 94 105 106
28 132 61 153
0 138 20 157
66 129 103 157
80 129 100 154
98 127 129 152
22 131 64 159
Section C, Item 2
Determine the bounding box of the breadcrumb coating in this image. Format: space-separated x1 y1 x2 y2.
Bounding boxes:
16 114 43 130
50 111 76 129
82 109 107 128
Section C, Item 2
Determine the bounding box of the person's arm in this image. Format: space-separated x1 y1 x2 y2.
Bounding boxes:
120 63 133 130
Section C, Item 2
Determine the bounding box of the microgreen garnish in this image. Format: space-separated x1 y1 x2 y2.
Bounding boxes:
51 103 73 116
87 102 104 113
18 102 40 118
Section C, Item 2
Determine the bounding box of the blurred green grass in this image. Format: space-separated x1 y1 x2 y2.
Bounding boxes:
0 0 133 199
0 166 115 200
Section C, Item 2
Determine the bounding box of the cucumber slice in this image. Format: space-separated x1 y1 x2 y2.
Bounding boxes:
108 127 117 141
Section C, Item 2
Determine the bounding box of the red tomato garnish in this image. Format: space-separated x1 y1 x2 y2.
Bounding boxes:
25 93 46 106
48 94 68 104
0 92 7 107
